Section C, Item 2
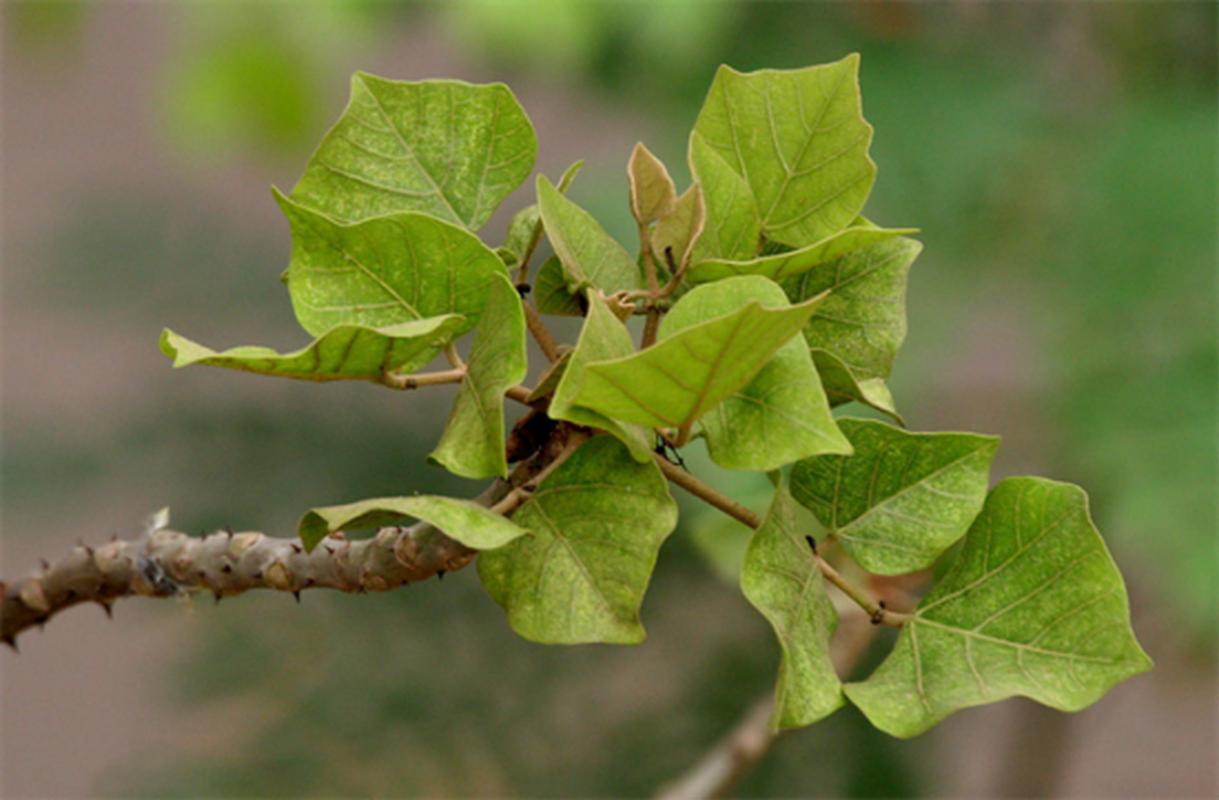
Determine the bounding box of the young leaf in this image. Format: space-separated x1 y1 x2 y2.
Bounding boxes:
741 481 844 730
687 223 916 284
160 316 464 383
550 293 654 462
275 191 506 338
693 56 876 248
536 174 643 298
845 478 1153 738
811 348 904 426
572 290 827 431
784 236 921 383
651 182 706 273
663 276 851 471
688 131 761 264
477 436 678 644
298 495 530 554
289 74 537 231
429 273 528 479
790 419 999 575
628 142 678 226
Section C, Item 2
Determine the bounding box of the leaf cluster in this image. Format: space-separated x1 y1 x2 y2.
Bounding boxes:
162 56 1150 738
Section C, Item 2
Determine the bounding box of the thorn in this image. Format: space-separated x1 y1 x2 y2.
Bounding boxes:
3 635 17 653
293 591 301 604
224 526 233 537
36 616 48 631
77 539 94 556
221 564 233 574
214 593 223 606
436 570 446 581
291 543 303 554
323 545 335 555
39 558 50 572
110 534 118 543
805 535 817 555
97 600 114 619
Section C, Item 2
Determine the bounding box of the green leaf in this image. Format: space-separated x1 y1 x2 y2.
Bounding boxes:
290 73 537 230
651 182 706 273
811 348 904 425
550 293 654 462
573 288 827 431
160 316 464 383
429 273 528 479
687 223 916 284
693 56 876 248
536 174 643 297
533 255 585 316
790 419 999 575
783 236 921 383
662 277 851 471
845 478 1153 738
298 495 529 554
688 131 761 263
477 436 678 644
275 190 507 338
628 142 678 226
742 481 844 729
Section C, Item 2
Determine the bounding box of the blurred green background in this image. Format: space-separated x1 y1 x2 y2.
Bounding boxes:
2 2 1214 797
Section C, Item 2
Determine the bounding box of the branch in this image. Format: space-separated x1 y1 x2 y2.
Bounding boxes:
656 696 777 800
0 481 509 649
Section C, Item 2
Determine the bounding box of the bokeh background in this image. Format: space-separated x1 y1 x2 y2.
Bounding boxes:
2 2 1215 797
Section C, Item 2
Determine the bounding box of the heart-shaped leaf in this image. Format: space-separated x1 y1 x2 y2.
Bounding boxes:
741 481 844 729
693 56 876 248
845 478 1154 738
430 273 528 479
290 74 537 230
537 174 643 298
298 495 529 554
276 191 506 338
687 223 916 284
160 315 464 383
791 419 999 575
663 277 851 471
783 236 921 382
478 435 678 644
572 288 827 431
550 293 654 462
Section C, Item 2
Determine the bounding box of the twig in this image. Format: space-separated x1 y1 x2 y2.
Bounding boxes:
382 367 466 390
523 300 562 362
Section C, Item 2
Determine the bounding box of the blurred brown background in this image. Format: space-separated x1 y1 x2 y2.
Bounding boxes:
2 2 1215 797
